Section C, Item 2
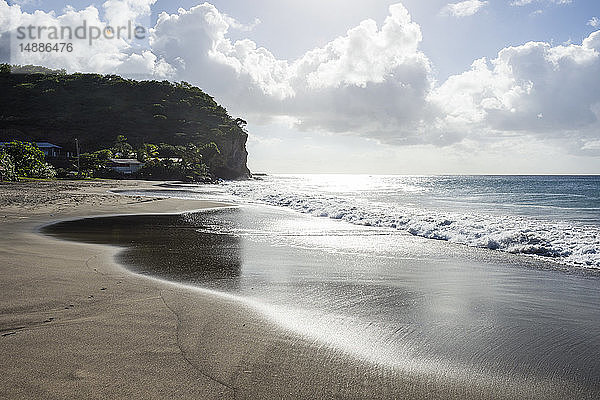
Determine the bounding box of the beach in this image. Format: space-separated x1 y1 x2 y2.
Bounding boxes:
1 179 599 399
2 0 598 397
0 180 409 399
0 180 236 398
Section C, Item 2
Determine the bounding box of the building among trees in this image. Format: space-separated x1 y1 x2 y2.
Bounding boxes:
106 158 144 174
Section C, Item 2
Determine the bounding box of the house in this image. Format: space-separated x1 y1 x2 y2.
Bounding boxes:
107 158 144 174
35 142 63 158
0 142 68 158
157 157 182 163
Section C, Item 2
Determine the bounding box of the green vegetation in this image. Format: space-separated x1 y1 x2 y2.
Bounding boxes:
0 64 250 179
112 135 134 159
73 136 221 182
0 150 17 181
0 137 221 182
0 141 56 180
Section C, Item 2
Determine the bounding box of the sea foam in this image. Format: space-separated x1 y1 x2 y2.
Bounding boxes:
223 178 600 269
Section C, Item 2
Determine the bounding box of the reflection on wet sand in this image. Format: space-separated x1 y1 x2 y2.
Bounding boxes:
42 211 243 290
41 207 600 399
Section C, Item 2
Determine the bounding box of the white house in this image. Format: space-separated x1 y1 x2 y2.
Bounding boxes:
106 158 144 174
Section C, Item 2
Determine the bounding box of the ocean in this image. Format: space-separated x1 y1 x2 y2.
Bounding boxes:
154 174 600 269
44 174 600 398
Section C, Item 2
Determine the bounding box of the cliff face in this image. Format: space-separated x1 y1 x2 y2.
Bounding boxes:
0 66 251 179
213 132 251 179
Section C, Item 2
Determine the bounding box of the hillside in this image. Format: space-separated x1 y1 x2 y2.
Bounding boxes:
0 65 250 179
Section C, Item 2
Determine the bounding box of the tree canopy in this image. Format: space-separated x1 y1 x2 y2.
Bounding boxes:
0 64 250 179
1 141 56 179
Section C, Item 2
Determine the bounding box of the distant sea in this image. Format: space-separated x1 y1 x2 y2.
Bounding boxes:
212 175 600 269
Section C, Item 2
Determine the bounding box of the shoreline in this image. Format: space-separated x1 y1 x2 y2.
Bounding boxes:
113 184 600 274
0 180 413 399
0 180 395 399
0 180 240 398
1 180 598 399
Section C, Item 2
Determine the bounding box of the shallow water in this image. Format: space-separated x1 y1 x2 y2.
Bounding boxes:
116 175 600 268
42 204 600 398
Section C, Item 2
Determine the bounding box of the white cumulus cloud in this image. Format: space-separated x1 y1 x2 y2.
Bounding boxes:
0 0 173 78
102 0 155 27
149 3 435 144
430 30 600 152
442 1 488 18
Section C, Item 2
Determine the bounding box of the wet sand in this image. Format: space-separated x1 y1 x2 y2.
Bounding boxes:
0 180 235 398
1 180 599 399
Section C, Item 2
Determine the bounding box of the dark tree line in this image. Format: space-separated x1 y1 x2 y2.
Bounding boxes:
0 64 250 179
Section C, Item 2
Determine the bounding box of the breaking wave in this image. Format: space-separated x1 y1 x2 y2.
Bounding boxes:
224 178 600 269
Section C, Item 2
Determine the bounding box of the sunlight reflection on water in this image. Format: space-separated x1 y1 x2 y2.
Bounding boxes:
42 204 600 398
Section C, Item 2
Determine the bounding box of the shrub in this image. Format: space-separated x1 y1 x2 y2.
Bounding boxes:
2 141 56 179
0 150 17 181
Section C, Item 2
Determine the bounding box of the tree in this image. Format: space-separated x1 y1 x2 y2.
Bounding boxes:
79 149 113 176
135 158 183 180
136 143 158 162
2 141 56 178
157 143 185 158
234 118 247 130
112 135 133 158
181 144 209 181
0 150 17 181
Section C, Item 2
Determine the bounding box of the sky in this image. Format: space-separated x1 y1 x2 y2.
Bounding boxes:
1 0 600 174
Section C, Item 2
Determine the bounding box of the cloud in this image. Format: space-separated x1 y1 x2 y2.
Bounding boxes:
148 3 294 102
430 30 600 152
150 2 600 151
442 1 488 18
589 17 600 28
0 0 173 78
102 0 155 27
150 3 435 144
510 0 572 7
